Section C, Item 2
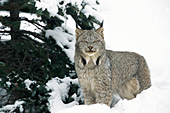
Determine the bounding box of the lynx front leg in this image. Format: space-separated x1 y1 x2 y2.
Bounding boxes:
94 78 112 106
96 92 111 106
83 91 96 105
95 87 112 106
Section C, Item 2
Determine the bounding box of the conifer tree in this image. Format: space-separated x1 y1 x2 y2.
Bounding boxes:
0 0 101 112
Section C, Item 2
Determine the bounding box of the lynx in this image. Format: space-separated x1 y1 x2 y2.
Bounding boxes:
74 24 151 107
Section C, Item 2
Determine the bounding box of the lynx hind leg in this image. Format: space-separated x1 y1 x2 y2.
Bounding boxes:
119 77 140 100
138 56 151 91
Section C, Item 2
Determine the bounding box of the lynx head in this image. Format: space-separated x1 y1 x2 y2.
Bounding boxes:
75 24 105 57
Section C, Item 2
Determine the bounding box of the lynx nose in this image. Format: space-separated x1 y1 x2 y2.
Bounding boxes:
88 46 93 50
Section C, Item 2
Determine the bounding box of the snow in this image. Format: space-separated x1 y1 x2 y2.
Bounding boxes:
56 104 111 113
36 0 59 16
0 0 8 5
81 4 102 22
55 86 170 113
19 13 44 33
0 101 25 113
0 11 11 41
35 0 101 17
112 86 170 113
0 11 44 41
24 79 36 91
5 82 11 87
46 77 79 113
45 17 76 62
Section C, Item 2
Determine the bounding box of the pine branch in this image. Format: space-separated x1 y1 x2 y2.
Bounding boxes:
0 30 10 38
0 50 14 60
19 30 45 42
0 5 9 10
0 30 45 43
0 30 10 33
20 18 45 30
0 30 44 40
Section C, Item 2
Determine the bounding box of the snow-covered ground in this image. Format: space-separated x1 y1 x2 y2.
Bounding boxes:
54 0 170 113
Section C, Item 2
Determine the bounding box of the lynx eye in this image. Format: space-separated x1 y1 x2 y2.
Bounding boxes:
84 41 88 43
93 40 100 43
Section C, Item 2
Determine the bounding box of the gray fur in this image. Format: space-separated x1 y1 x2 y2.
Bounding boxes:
74 27 151 107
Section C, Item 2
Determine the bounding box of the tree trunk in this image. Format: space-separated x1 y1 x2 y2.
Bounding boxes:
9 0 20 41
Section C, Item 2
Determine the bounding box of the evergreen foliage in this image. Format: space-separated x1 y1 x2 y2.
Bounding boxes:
0 0 101 112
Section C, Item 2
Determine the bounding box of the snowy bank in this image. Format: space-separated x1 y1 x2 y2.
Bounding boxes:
112 86 170 113
56 104 111 113
55 86 170 113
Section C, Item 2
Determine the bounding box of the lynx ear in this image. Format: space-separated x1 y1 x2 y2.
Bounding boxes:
75 28 84 40
75 24 84 39
96 27 104 38
96 22 104 38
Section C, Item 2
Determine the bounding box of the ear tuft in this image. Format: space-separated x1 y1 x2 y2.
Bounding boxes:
100 21 103 27
96 27 104 38
75 28 84 39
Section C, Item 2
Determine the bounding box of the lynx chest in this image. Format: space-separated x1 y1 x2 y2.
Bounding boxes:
78 66 98 92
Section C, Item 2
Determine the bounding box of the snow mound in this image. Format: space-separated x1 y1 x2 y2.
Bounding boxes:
56 104 111 113
55 86 170 113
112 86 170 113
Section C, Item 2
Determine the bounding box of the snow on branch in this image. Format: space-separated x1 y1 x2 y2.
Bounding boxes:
0 101 25 113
